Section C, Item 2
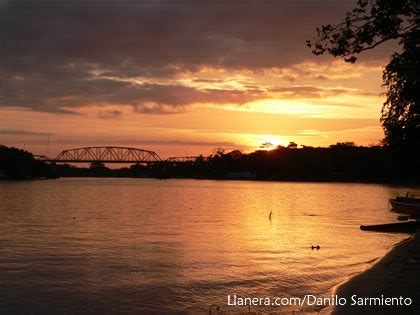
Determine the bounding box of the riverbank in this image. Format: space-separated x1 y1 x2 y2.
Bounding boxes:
328 230 420 314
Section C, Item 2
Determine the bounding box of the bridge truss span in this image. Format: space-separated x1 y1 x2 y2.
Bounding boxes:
53 146 162 164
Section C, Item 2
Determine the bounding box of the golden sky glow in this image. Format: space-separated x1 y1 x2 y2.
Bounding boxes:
0 1 392 158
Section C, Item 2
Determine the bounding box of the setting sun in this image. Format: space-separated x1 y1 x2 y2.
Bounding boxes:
249 135 288 150
258 135 287 150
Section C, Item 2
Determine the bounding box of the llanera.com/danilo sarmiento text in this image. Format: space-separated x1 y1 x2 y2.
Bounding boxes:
227 294 413 307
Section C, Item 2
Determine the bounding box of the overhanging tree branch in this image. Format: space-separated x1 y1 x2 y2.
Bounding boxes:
307 0 420 151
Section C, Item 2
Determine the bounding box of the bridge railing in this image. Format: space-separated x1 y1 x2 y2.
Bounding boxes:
37 147 208 164
47 146 162 163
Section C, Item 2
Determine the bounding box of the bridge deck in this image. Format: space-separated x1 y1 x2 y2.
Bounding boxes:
35 146 200 164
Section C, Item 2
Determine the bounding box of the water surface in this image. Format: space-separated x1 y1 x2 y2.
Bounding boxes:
0 178 417 313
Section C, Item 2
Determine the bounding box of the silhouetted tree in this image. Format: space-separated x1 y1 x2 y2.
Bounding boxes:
260 142 274 149
307 0 419 152
89 161 111 176
0 146 56 179
287 141 298 149
89 161 107 170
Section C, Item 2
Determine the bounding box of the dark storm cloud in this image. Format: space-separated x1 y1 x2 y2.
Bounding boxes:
2 0 356 69
1 0 385 113
2 73 266 113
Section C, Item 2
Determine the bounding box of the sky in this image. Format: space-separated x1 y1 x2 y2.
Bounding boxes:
0 0 398 158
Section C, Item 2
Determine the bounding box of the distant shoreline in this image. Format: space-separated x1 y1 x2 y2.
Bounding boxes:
2 145 419 185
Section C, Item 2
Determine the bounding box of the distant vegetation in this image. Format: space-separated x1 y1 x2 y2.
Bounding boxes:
0 145 57 180
54 142 419 183
2 142 418 183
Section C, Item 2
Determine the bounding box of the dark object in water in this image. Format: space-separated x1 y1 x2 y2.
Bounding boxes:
390 195 420 217
311 245 320 250
269 210 272 221
397 215 410 221
360 221 420 233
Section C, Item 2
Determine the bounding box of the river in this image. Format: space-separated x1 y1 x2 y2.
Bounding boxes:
0 178 417 313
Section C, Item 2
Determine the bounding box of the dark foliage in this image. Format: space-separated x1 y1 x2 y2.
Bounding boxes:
0 146 57 179
307 0 420 158
381 31 420 153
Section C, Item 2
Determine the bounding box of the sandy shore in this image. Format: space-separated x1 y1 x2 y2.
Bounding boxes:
326 230 420 314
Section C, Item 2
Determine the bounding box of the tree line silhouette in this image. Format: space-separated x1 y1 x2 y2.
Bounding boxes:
1 143 418 183
0 146 57 180
153 143 417 183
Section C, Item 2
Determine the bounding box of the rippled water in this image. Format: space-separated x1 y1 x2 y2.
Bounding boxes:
0 178 417 313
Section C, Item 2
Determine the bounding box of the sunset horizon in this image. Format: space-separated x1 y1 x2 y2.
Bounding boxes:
0 1 392 158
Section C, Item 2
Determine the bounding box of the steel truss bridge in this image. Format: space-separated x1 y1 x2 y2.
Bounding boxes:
37 146 199 164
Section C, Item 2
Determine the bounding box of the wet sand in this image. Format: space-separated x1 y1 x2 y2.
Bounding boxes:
329 231 420 314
